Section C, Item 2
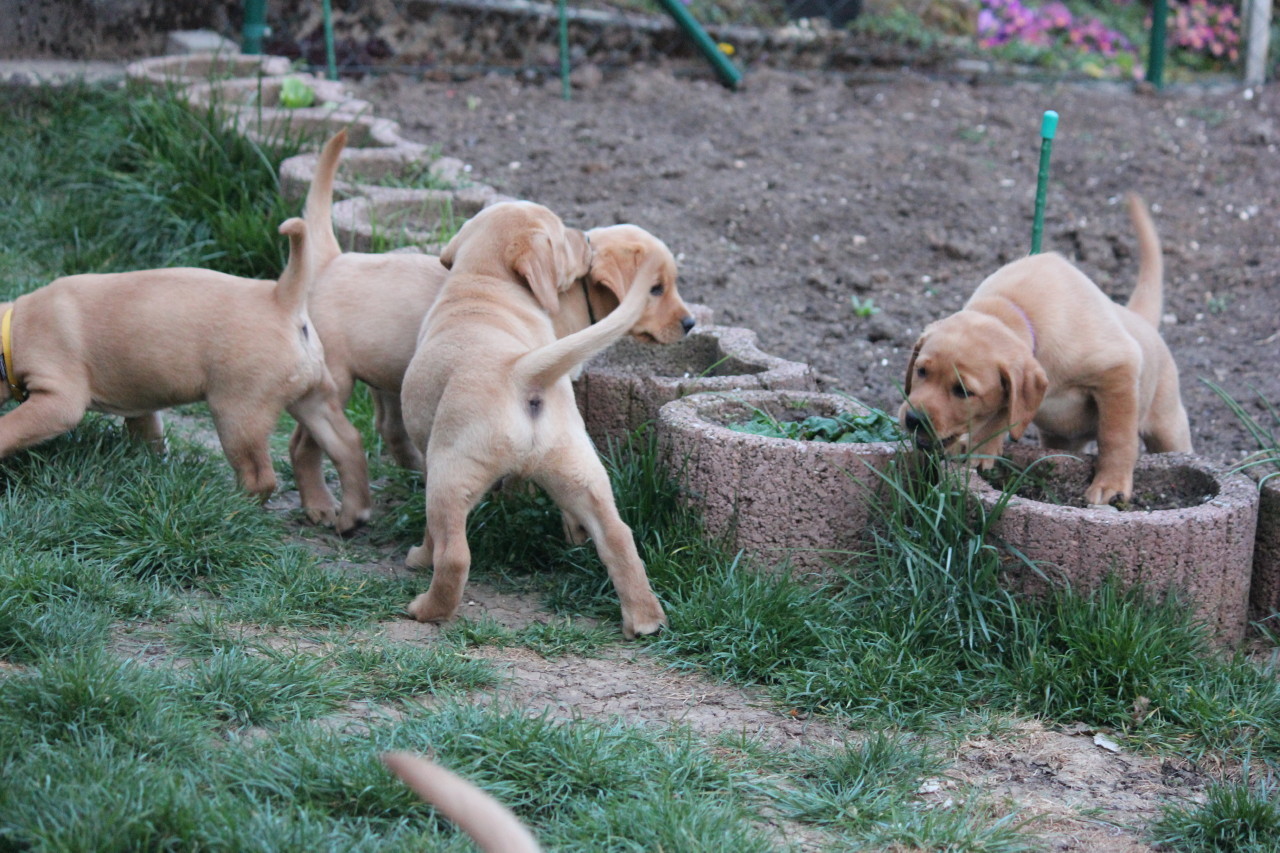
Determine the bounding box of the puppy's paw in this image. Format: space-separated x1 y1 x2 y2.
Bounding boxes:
1085 475 1132 507
406 592 457 624
334 506 371 536
561 512 589 545
304 504 339 527
405 545 433 570
621 600 668 640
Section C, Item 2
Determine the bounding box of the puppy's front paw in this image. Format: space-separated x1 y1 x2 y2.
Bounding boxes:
406 592 457 624
621 599 667 640
1085 475 1132 507
334 505 372 536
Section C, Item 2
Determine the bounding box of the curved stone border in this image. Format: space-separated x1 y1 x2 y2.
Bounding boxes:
331 187 497 252
183 74 373 119
657 390 902 571
574 324 816 443
1248 464 1280 625
226 108 412 150
278 145 474 203
968 448 1258 644
125 53 292 91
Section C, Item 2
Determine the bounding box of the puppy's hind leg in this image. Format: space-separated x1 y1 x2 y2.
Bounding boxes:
536 444 666 639
289 370 355 527
373 389 424 471
208 402 279 502
288 388 372 534
125 412 166 454
405 455 489 624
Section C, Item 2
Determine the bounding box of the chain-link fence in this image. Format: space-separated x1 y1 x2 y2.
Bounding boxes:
247 0 955 82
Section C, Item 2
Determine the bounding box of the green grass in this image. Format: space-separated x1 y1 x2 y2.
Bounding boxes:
1152 771 1280 852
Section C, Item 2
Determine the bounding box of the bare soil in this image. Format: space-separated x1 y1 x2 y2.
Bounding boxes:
352 65 1280 468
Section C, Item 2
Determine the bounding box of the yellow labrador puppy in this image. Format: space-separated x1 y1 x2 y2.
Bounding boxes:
400 201 669 639
899 194 1191 505
0 215 371 532
289 130 694 520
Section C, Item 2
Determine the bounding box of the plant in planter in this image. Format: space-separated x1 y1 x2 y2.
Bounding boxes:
575 325 815 444
969 447 1258 644
658 389 904 571
331 189 497 253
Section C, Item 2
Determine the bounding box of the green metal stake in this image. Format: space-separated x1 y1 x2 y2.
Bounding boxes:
558 0 571 101
1147 0 1168 89
652 0 742 89
1030 110 1058 255
242 0 268 54
321 0 338 81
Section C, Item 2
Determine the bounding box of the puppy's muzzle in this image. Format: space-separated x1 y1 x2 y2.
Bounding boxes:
901 409 939 451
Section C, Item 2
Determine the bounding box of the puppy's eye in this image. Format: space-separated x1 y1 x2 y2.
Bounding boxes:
650 284 665 296
952 383 971 399
916 366 927 379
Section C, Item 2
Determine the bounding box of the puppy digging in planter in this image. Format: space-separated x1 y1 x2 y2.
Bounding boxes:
0 216 372 533
400 201 679 639
899 194 1192 506
289 133 696 522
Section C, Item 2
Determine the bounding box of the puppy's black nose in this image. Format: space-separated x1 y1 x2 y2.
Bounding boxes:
903 410 925 433
680 315 696 334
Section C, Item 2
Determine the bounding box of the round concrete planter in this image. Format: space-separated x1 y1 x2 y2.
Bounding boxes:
183 74 373 121
331 188 497 252
1246 462 1280 625
657 390 902 571
125 53 292 91
574 325 816 444
969 448 1259 644
278 144 479 204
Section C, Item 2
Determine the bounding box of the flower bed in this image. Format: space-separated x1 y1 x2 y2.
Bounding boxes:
658 390 902 571
278 145 475 204
971 448 1258 643
125 53 293 91
330 188 498 252
574 325 815 444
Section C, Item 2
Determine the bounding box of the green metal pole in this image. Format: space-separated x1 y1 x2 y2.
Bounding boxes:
322 0 338 81
242 0 268 54
652 0 742 89
558 0 571 101
1147 0 1168 89
1030 110 1058 255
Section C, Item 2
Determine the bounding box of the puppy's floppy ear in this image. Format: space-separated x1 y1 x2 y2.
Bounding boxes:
509 231 561 315
1000 356 1048 440
587 241 641 308
439 228 463 270
903 332 927 395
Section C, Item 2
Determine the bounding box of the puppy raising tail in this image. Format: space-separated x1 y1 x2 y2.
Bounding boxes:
301 128 348 272
380 753 541 853
1124 193 1164 328
272 217 313 315
513 266 654 390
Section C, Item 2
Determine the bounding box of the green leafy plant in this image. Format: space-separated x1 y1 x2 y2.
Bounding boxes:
729 403 903 443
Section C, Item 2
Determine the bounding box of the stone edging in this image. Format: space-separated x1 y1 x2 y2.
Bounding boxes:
574 324 815 444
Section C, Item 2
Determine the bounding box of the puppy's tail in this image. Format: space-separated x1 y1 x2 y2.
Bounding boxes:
273 217 312 314
1124 193 1164 327
513 269 654 389
380 752 541 853
301 129 347 271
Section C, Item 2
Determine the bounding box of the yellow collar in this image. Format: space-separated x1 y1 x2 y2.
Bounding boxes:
1 307 27 403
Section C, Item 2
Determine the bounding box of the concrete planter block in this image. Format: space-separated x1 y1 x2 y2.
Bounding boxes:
278 145 482 204
182 74 373 121
657 390 901 571
125 53 292 91
331 188 495 253
1247 464 1280 625
969 448 1258 644
225 108 411 150
574 324 816 444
